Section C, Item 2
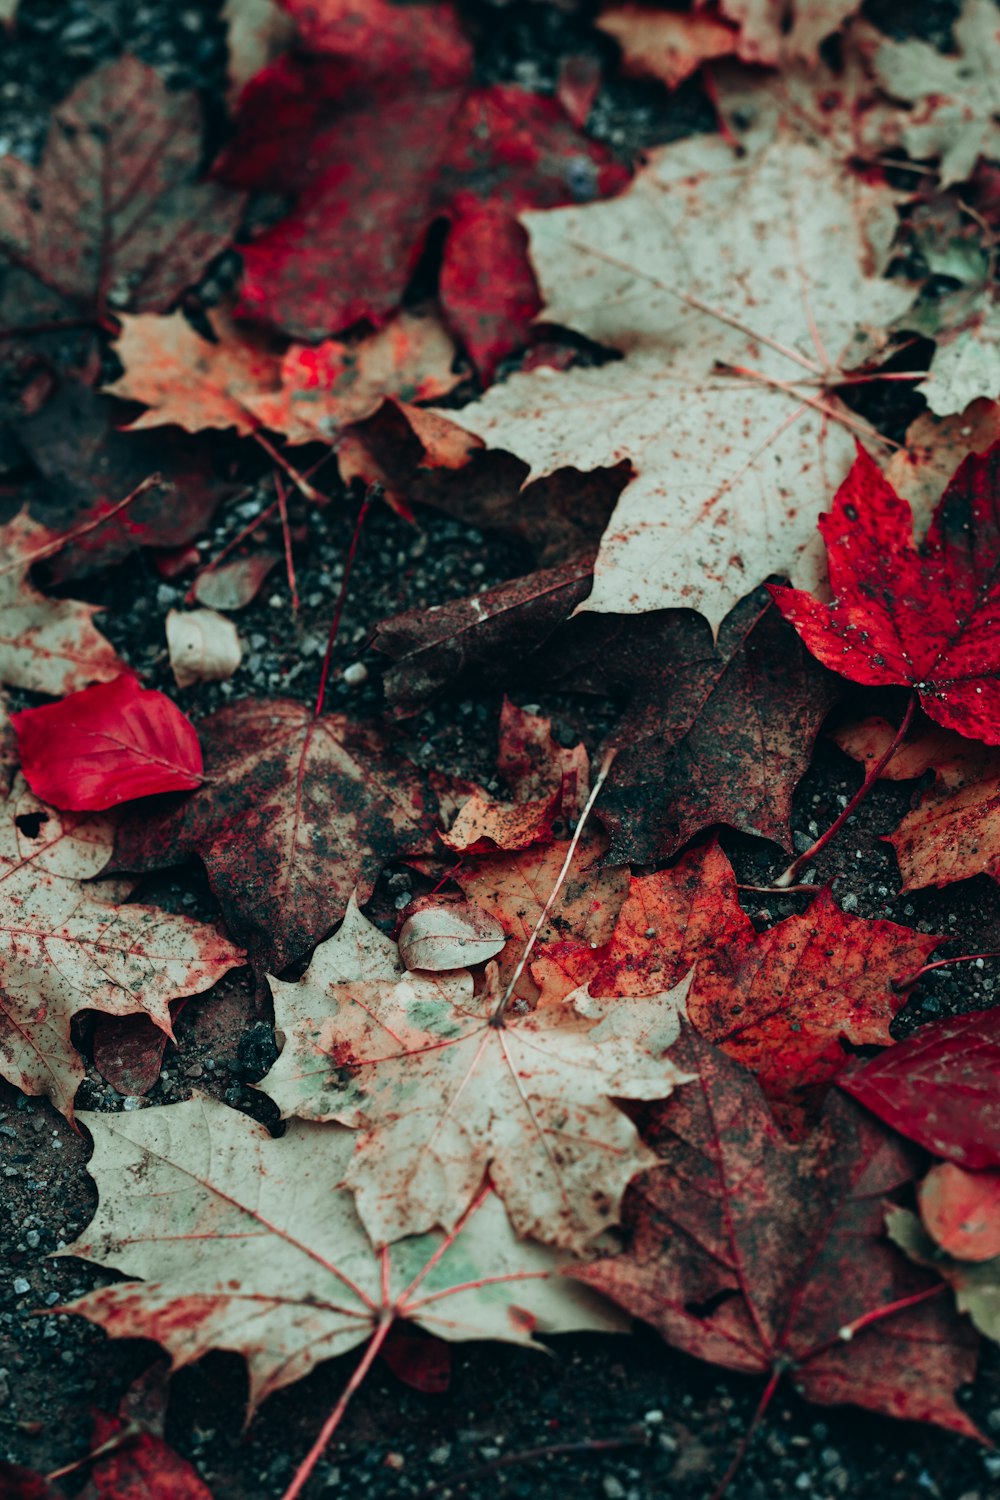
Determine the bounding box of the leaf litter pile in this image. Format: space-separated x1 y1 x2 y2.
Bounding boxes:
4 0 1000 1497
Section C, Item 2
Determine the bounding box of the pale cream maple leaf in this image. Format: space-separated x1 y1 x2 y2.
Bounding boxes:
0 777 243 1117
710 0 862 65
869 0 1000 188
438 133 914 633
0 512 123 694
60 1098 625 1415
260 896 694 1253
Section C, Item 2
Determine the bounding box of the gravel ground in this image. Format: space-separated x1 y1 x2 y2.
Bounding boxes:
4 2 1000 1498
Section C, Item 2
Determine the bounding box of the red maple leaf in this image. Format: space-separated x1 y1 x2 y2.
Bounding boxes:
770 442 1000 745
529 840 943 1126
840 1006 1000 1171
216 0 629 380
12 674 203 812
574 1031 982 1468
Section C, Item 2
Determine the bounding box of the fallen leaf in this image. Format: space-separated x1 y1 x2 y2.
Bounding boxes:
223 0 295 100
883 399 1000 536
17 382 235 583
397 897 507 972
334 398 481 515
574 1030 981 1438
78 1411 213 1499
61 1098 624 1416
92 1009 179 1097
922 298 1000 416
771 442 1000 745
713 0 863 65
374 555 596 716
443 698 588 853
218 1 628 379
920 1162 1000 1262
0 511 123 696
166 609 242 689
245 308 462 445
597 6 738 90
103 309 283 437
455 830 630 1003
112 699 447 971
191 554 280 611
261 894 694 1250
532 840 943 1124
0 776 242 1117
888 1206 1000 1346
840 1006 1000 1169
12 674 203 811
0 56 244 334
836 715 1000 890
868 0 1000 186
533 589 841 865
441 133 911 631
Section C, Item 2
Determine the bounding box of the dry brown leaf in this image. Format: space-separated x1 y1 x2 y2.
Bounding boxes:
261 895 694 1251
441 134 912 632
598 6 737 89
0 776 243 1117
0 511 123 695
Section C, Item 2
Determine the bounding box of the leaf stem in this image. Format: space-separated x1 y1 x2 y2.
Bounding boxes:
490 748 616 1025
280 1314 394 1500
313 487 375 720
892 951 1000 993
707 1363 782 1500
772 693 917 889
252 429 323 504
0 473 163 577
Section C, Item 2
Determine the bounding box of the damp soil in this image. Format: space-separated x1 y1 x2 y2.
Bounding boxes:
4 2 1000 1499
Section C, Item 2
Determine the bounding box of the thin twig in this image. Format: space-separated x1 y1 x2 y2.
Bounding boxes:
893 951 1000 993
314 487 375 719
423 1429 648 1496
0 473 163 577
252 429 323 504
275 473 300 612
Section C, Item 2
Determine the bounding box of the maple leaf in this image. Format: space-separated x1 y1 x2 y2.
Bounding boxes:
531 589 842 865
440 132 912 632
708 0 863 65
840 1006 1000 1170
260 895 694 1251
12 674 203 812
836 715 1000 890
597 6 739 89
0 56 243 335
15 383 236 583
923 299 1000 417
443 698 588 854
772 443 1000 745
0 511 123 696
868 0 1000 187
59 1098 624 1417
217 0 629 380
0 776 243 1118
454 830 630 1005
530 840 943 1124
112 699 446 971
882 399 1000 537
574 1030 981 1440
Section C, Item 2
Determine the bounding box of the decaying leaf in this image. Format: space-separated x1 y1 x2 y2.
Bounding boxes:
443 698 588 853
920 1161 1000 1262
166 609 242 689
532 840 943 1124
223 0 295 99
889 1204 1000 1346
841 1006 1000 1170
113 699 447 971
61 1098 625 1415
836 715 1000 891
0 776 242 1117
922 299 1000 417
261 895 694 1250
0 56 243 333
397 897 507 972
191 554 280 612
575 1031 981 1439
12 673 203 811
869 0 1000 186
0 511 123 695
883 399 1000 536
772 444 1000 745
441 133 911 631
597 6 738 89
713 0 863 65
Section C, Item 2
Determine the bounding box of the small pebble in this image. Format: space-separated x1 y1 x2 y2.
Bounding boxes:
13 1278 30 1294
342 662 368 686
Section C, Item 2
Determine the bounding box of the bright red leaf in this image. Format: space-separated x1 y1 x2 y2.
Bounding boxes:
217 0 629 380
575 1030 981 1443
12 674 203 812
840 1006 1000 1170
771 442 1000 745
